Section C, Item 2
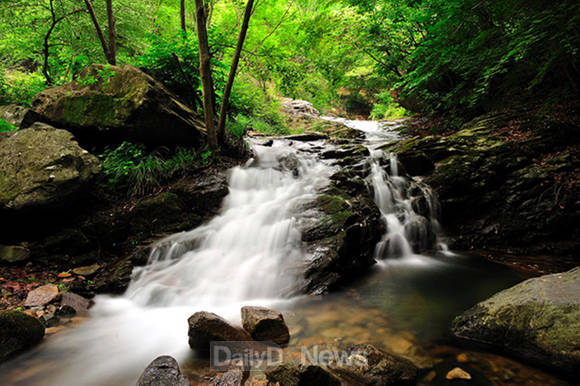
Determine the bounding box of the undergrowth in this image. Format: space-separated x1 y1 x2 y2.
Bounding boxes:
99 142 211 197
0 119 17 132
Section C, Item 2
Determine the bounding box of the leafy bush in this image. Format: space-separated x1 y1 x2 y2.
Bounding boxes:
99 142 210 196
228 113 289 137
0 70 46 106
370 92 408 120
138 33 201 97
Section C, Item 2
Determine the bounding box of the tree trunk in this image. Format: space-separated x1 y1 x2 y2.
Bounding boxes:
180 0 187 33
43 0 57 85
217 0 254 142
106 0 117 65
194 0 218 149
83 0 114 65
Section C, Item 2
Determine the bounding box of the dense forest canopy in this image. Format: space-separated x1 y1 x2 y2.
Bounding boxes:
0 0 578 128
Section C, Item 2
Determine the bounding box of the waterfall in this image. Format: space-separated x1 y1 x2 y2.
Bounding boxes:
0 118 449 386
4 140 334 386
323 117 446 258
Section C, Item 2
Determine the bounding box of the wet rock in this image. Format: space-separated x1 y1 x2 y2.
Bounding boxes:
279 153 301 176
24 284 59 307
446 367 472 380
0 122 101 211
328 344 419 385
264 363 301 385
137 355 189 386
282 98 321 119
129 192 191 234
31 64 205 146
0 104 40 129
0 245 30 264
38 305 59 326
241 306 290 345
397 150 434 176
264 363 341 386
391 110 580 259
0 310 45 363
188 312 252 356
299 172 383 294
72 264 100 277
282 133 328 142
321 145 369 161
452 267 580 375
210 368 245 386
59 292 92 315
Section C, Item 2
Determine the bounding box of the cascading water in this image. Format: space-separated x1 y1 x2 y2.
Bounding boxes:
1 117 450 386
0 140 335 386
323 117 447 259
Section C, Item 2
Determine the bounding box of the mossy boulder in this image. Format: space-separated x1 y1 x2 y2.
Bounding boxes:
0 122 101 211
298 167 383 294
0 310 45 363
31 64 206 146
452 267 580 375
389 110 579 259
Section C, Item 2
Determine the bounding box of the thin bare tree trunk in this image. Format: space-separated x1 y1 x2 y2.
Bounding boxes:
106 0 117 65
194 0 218 149
217 0 254 142
83 0 114 65
180 0 187 32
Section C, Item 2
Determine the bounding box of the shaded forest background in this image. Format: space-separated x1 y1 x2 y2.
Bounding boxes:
0 0 578 133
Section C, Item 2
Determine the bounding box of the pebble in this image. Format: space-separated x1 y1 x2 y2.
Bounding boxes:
446 367 472 380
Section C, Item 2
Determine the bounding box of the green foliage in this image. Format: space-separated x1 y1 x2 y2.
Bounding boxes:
370 92 408 120
350 0 580 117
78 65 115 87
138 33 202 105
0 119 17 132
0 70 46 106
229 113 289 137
99 142 208 197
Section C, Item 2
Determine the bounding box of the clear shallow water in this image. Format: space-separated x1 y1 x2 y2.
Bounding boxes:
0 119 567 385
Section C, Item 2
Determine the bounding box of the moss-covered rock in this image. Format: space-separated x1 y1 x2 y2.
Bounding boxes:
452 267 580 375
0 122 101 211
298 166 383 294
0 310 45 363
31 64 206 146
390 110 579 260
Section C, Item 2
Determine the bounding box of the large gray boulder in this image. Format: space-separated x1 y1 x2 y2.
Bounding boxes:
0 122 101 211
137 356 189 386
31 64 206 146
281 98 321 119
452 267 580 375
0 310 45 363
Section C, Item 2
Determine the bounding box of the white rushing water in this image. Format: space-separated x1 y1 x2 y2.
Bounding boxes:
1 118 449 385
2 140 335 385
322 117 447 259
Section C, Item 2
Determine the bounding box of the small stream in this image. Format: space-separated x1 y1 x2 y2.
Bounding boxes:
0 119 568 385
